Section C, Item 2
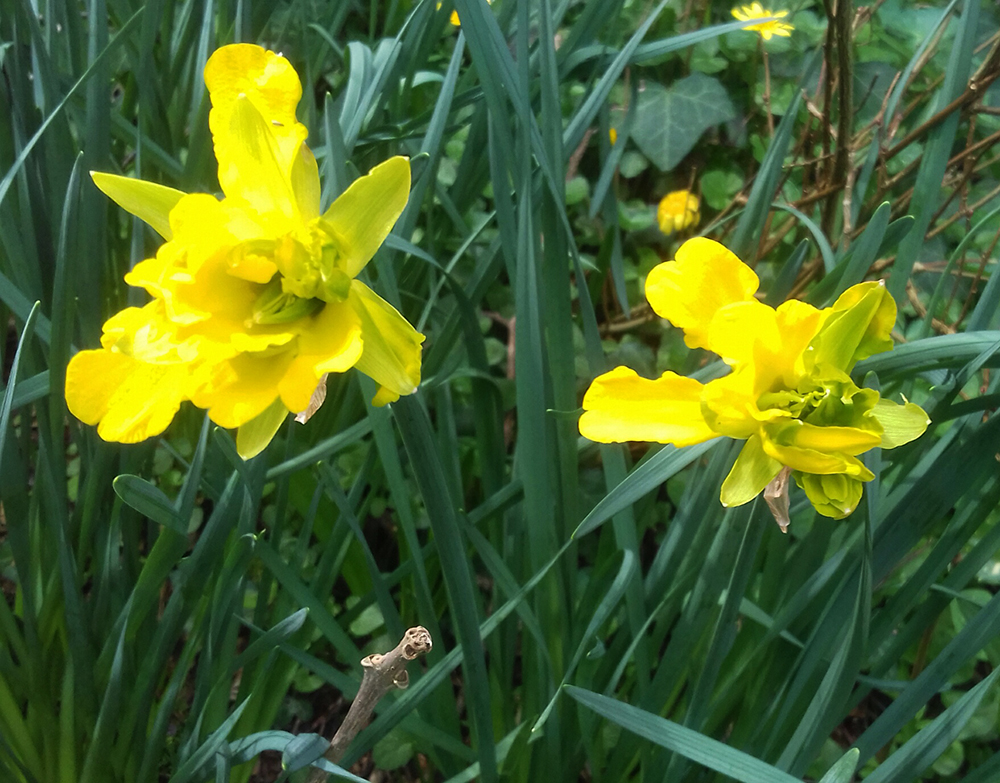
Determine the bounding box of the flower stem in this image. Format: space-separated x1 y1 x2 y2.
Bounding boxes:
305 626 433 783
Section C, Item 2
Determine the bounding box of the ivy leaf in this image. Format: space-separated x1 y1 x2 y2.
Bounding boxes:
631 74 735 172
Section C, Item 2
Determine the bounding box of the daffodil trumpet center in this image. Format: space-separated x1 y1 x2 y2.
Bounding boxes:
250 277 324 325
236 219 355 327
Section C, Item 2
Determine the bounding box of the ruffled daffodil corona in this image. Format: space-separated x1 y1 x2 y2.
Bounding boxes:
731 3 794 40
579 238 929 527
66 44 424 459
657 190 700 234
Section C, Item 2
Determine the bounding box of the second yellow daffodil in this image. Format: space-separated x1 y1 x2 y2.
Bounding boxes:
580 238 929 522
66 44 424 458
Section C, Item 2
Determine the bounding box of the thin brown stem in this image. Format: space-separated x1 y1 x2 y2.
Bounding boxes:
305 627 433 783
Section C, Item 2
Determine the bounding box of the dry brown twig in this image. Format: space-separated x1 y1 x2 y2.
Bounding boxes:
305 627 433 783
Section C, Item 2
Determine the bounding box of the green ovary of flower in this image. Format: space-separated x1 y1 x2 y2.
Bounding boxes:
579 237 930 520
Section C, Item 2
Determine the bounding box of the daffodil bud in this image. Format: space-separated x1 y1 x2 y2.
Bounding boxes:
795 472 864 519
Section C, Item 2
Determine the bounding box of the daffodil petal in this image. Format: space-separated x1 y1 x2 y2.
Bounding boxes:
720 434 782 507
90 172 185 240
322 157 411 277
277 358 323 415
236 397 288 459
645 237 758 351
708 299 780 366
831 280 896 362
349 280 425 404
66 349 187 443
579 366 717 445
774 299 828 381
291 145 321 221
297 300 364 373
204 43 307 178
277 301 363 413
700 369 766 438
772 419 882 455
191 352 295 429
761 433 875 479
213 96 298 229
808 281 896 372
871 398 930 449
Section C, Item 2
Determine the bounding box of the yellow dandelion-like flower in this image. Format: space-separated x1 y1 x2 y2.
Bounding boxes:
657 190 700 234
67 44 424 459
609 127 618 146
731 3 794 40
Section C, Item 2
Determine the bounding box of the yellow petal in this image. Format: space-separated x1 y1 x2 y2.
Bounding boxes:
66 349 187 443
277 301 363 413
720 434 782 507
322 157 411 277
871 398 929 449
831 280 896 362
708 299 780 366
645 238 758 351
773 299 828 382
349 280 424 404
808 281 896 372
212 96 298 230
290 145 321 222
297 300 364 373
236 397 288 459
700 368 764 439
190 351 295 429
91 172 186 240
579 366 717 445
773 419 882 455
760 431 875 479
204 43 307 179
277 357 323 415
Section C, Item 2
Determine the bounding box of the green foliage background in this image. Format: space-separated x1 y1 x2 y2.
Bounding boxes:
1 0 1000 781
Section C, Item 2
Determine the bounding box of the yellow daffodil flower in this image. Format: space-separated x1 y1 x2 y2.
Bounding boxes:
731 3 794 40
657 190 700 234
66 44 424 459
579 238 929 523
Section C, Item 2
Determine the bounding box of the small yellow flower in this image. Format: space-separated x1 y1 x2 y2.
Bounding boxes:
67 44 424 458
731 3 794 40
657 190 700 234
438 0 492 27
609 127 618 146
579 238 929 521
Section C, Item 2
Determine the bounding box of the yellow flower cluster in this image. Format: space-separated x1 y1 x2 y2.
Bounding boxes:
579 238 929 521
657 190 700 234
67 45 424 458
